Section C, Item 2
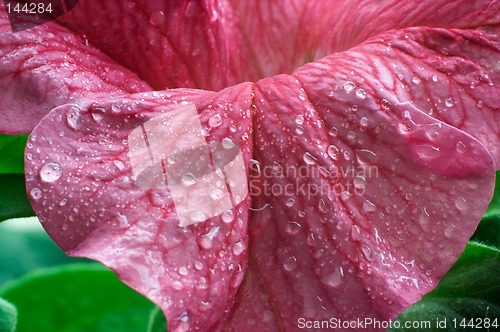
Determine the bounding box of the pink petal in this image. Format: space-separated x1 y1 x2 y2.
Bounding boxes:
225 68 495 330
0 3 151 134
25 84 254 331
55 0 244 90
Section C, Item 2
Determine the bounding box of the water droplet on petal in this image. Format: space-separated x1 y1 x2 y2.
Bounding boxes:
221 209 235 223
351 225 361 241
477 100 483 108
295 114 304 125
90 107 105 122
232 241 245 256
445 98 454 107
296 126 304 135
149 10 165 26
359 117 369 127
59 198 67 206
40 162 62 182
412 77 421 84
66 107 81 130
415 145 440 160
194 261 203 270
283 256 297 271
30 188 42 200
222 137 235 149
344 82 356 92
209 114 223 128
191 211 207 224
322 267 344 288
178 267 189 276
327 145 339 160
363 200 377 212
285 221 301 236
454 197 467 212
303 152 317 165
361 245 374 261
329 127 339 137
172 281 183 290
456 141 466 153
182 173 197 186
285 198 295 207
356 89 367 99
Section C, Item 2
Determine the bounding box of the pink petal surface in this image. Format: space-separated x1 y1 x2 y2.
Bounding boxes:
2 0 497 331
55 0 244 90
0 2 151 134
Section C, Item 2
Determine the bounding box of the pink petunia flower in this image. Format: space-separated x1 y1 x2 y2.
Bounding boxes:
1 0 499 331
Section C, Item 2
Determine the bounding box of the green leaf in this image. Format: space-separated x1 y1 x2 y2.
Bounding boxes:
0 298 16 332
484 171 500 218
0 264 156 332
471 213 500 249
389 242 500 331
0 174 35 223
0 134 28 174
0 220 90 286
147 307 167 332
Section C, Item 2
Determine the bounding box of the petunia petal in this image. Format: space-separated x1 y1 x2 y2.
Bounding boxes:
25 85 254 331
0 3 151 134
224 72 495 330
54 0 244 90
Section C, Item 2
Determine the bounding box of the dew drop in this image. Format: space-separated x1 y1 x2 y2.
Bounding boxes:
66 107 81 130
318 199 329 213
210 189 224 200
40 162 62 182
178 267 189 276
322 268 344 288
111 104 121 113
351 225 362 241
456 141 466 153
363 199 377 212
221 209 235 223
411 77 421 84
198 236 213 250
295 114 304 125
329 127 339 137
149 10 165 26
172 281 183 291
30 188 42 200
353 176 367 190
359 117 369 127
356 89 367 99
477 100 483 108
59 198 67 206
285 221 301 236
380 99 391 110
194 261 203 270
283 256 297 272
454 197 468 212
415 145 440 160
343 150 351 161
113 160 125 171
222 137 235 149
296 126 304 135
190 211 207 223
181 173 197 186
419 208 430 229
432 75 438 82
90 107 105 122
445 98 454 107
303 152 317 165
209 114 223 128
327 145 339 160
232 241 245 256
285 198 295 207
361 245 374 261
344 82 356 92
